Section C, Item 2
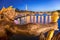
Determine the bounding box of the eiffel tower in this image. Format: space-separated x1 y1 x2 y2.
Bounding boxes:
26 4 28 11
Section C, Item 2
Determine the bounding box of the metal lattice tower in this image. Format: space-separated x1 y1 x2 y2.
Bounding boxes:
26 4 28 10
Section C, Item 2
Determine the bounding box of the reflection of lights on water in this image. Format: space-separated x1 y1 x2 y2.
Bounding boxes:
14 18 26 25
14 18 20 24
14 20 19 24
14 14 52 25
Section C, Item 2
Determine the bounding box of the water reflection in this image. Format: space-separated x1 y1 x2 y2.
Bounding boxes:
58 18 60 31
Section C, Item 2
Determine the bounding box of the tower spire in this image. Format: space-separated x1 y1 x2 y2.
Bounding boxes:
26 4 28 11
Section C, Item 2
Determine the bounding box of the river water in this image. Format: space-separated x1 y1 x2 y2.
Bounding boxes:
58 18 60 31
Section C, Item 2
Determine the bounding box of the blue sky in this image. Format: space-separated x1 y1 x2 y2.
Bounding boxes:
0 0 60 11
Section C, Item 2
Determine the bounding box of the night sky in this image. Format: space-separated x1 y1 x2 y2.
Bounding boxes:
0 0 60 11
